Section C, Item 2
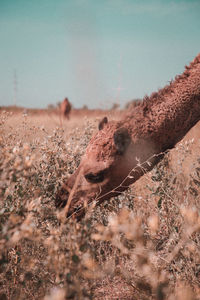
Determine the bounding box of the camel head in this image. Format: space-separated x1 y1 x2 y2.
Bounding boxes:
56 116 157 219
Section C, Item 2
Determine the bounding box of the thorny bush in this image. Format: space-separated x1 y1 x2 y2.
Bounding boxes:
0 111 200 300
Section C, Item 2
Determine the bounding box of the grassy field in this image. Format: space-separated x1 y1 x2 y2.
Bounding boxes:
0 108 200 299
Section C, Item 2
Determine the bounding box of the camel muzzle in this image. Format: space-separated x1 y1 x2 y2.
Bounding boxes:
55 185 70 209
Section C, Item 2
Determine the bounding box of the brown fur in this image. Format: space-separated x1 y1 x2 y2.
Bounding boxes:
56 54 200 219
60 98 71 119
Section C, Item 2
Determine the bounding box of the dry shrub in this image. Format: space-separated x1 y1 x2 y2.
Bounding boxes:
0 111 200 300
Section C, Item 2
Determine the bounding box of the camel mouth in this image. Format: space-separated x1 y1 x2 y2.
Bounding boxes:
55 185 86 220
66 205 86 220
55 186 70 209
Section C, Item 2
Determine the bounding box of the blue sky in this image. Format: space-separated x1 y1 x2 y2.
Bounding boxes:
0 0 200 109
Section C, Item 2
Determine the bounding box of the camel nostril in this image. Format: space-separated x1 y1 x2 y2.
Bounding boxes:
55 186 69 208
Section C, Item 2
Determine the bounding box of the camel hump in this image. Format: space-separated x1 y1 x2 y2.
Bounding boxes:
98 116 108 130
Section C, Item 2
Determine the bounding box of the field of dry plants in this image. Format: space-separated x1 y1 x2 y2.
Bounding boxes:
0 108 200 300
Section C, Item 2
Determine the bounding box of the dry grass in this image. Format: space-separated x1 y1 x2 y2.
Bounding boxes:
0 109 200 300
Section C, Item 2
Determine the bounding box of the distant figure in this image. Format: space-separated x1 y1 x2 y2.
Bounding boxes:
60 97 71 120
98 116 108 130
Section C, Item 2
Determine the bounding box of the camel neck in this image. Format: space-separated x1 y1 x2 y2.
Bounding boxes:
126 54 200 153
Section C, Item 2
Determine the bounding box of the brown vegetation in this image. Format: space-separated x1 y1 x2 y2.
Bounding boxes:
0 107 200 299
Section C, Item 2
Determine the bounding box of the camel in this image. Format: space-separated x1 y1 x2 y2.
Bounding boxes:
56 53 200 219
60 97 71 120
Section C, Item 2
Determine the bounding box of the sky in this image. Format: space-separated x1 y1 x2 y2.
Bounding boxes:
0 0 200 109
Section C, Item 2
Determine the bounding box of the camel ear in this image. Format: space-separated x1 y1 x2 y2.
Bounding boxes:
98 116 108 130
113 127 131 154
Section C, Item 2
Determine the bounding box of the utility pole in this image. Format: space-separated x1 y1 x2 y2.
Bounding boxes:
13 69 17 106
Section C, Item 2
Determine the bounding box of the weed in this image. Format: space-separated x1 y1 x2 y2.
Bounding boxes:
0 112 200 299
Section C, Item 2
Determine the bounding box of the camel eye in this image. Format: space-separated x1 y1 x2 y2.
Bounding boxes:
84 170 106 183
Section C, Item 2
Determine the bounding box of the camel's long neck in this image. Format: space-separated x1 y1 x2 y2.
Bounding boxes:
138 54 200 152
